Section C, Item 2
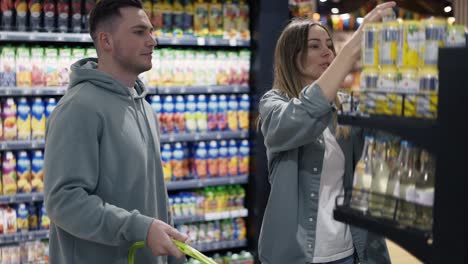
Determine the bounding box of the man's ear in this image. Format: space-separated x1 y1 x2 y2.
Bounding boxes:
98 31 113 53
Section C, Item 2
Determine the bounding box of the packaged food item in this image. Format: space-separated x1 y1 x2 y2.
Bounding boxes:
31 150 44 192
45 97 57 119
0 207 4 233
223 0 238 39
227 95 238 131
43 0 57 32
207 141 218 177
2 152 17 195
195 142 208 179
71 0 82 32
238 140 249 175
397 67 419 117
85 47 97 58
28 202 38 230
16 151 32 193
162 144 173 182
172 143 184 180
207 95 218 131
194 51 207 85
377 65 397 115
445 25 466 47
182 142 191 179
237 0 250 40
31 98 46 140
173 50 186 85
185 95 197 133
148 50 162 87
152 0 164 36
161 0 173 37
162 96 175 133
398 20 423 67
172 0 184 37
59 48 72 86
72 47 85 67
183 0 194 36
359 67 379 114
239 50 250 85
0 46 17 87
421 18 446 66
417 66 438 119
57 0 70 32
4 206 17 234
143 0 153 22
31 47 45 86
205 52 217 86
217 140 228 177
150 95 163 131
238 94 249 130
161 49 174 85
183 50 195 85
362 23 381 67
1 0 14 30
16 203 29 232
3 98 18 141
15 0 28 31
39 202 50 230
227 140 238 177
215 51 229 85
208 0 222 38
45 48 59 86
194 0 208 37
29 0 42 31
174 95 186 133
217 94 228 131
196 95 208 132
83 0 96 32
380 20 400 65
15 47 32 87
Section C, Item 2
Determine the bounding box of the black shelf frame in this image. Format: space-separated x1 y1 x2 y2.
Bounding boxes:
0 140 45 151
0 193 44 205
0 230 49 245
166 174 249 191
192 239 248 253
173 208 248 225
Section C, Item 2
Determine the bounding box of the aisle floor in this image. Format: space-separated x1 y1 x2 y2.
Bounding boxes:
386 240 422 264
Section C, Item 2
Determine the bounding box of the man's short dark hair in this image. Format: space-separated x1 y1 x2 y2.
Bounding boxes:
89 0 143 42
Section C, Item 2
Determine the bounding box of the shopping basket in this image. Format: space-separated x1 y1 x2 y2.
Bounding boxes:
128 240 217 264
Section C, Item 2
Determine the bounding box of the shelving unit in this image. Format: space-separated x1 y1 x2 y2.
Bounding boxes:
0 140 45 151
0 193 44 205
166 174 249 191
192 239 248 253
173 208 248 225
160 131 249 143
333 47 468 263
0 230 49 245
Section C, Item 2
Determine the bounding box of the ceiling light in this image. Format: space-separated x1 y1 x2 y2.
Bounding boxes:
320 0 327 2
331 8 339 14
356 17 364 24
444 6 452 13
340 13 350 20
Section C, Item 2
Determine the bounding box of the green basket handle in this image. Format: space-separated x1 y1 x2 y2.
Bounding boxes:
128 241 145 264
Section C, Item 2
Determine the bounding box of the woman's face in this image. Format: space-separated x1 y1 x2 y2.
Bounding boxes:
297 25 335 83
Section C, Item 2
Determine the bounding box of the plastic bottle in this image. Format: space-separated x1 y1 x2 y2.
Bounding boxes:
185 95 197 133
161 144 173 182
196 95 208 132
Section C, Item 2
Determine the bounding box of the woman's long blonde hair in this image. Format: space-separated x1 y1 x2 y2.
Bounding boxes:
272 18 350 138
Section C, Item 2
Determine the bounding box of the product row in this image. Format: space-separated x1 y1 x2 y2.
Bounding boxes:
1 150 44 195
0 240 48 264
362 18 465 68
162 140 249 182
188 251 253 264
176 218 246 244
351 137 435 231
169 185 245 217
0 46 251 87
151 94 249 134
0 202 50 235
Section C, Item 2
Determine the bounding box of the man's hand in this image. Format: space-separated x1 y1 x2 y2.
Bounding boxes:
147 219 189 259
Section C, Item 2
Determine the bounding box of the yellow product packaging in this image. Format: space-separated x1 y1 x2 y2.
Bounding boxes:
397 67 419 117
237 0 250 40
359 67 379 114
421 18 447 66
398 20 423 67
377 66 397 115
45 48 59 87
223 0 238 39
380 20 400 65
161 49 175 86
194 0 209 37
15 47 32 87
184 50 196 86
445 25 467 47
16 203 29 232
361 23 381 67
417 66 438 119
2 152 18 195
208 0 223 38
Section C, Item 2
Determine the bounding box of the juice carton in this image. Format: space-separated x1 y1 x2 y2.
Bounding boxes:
195 142 208 179
184 95 197 133
217 140 228 177
207 140 218 177
28 203 38 230
161 49 174 85
183 0 194 36
43 0 57 32
162 96 175 133
15 0 28 31
4 207 17 234
217 94 228 131
0 207 4 233
196 95 208 132
207 94 218 131
238 139 249 175
58 48 72 86
216 51 229 85
172 143 184 181
150 95 163 131
3 98 18 141
227 95 239 131
2 152 17 195
31 47 45 86
31 98 46 140
71 0 82 32
227 185 236 209
194 0 208 37
228 51 240 85
17 97 31 141
238 94 249 131
15 47 32 87
39 202 50 230
16 203 29 232
29 0 42 31
194 51 207 85
172 0 184 37
85 47 97 58
0 46 17 87
227 140 238 177
45 98 57 119
173 50 185 85
152 0 163 37
205 52 217 85
235 185 245 209
237 0 250 40
221 218 232 240
16 151 31 193
223 0 238 39
72 48 85 66
0 104 3 141
83 0 96 32
239 50 250 85
208 0 223 38
31 150 44 192
235 218 246 240
174 96 186 133
183 50 195 85
1 0 14 30
148 50 161 87
161 0 173 37
57 0 70 32
182 142 190 179
161 144 173 182
45 48 59 86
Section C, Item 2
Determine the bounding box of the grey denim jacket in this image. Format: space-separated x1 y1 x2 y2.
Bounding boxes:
258 83 390 264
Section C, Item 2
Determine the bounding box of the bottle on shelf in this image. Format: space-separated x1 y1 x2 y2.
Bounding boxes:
350 136 374 212
397 146 420 226
414 150 435 230
369 139 390 217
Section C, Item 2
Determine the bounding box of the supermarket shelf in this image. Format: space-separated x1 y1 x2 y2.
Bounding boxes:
0 140 45 151
156 36 250 47
0 31 92 43
0 193 44 205
337 114 438 152
192 239 248 253
160 131 248 143
152 85 249 95
166 174 248 191
0 230 49 245
173 209 248 225
0 86 67 96
333 205 433 263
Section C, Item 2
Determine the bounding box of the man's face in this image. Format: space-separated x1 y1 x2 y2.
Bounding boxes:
109 7 156 75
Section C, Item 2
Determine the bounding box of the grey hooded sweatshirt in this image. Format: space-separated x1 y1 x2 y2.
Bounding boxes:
44 58 178 264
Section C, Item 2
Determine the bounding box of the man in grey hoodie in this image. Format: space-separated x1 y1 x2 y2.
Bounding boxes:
44 0 188 263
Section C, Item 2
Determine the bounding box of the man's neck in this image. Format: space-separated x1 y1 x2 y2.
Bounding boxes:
97 59 137 87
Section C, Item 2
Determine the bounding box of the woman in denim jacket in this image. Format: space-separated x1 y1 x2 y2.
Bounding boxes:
257 2 396 264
